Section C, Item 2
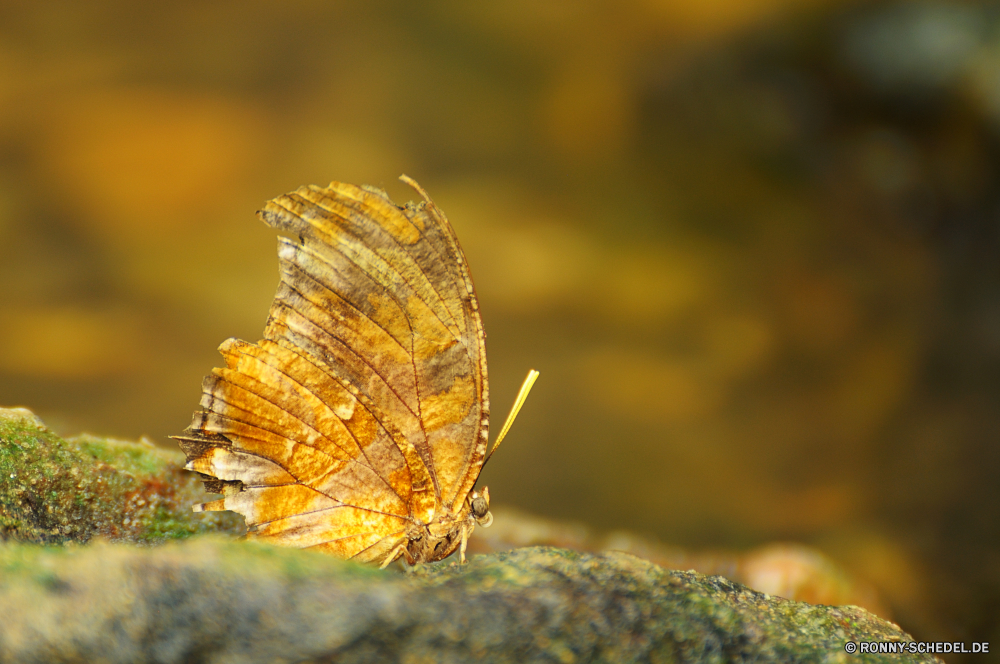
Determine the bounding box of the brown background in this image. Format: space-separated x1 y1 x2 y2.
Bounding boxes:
1 0 998 654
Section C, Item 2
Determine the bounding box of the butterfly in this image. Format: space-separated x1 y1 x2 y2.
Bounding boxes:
175 176 537 568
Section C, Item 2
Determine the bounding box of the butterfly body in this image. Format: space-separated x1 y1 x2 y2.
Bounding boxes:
398 486 491 564
176 177 492 568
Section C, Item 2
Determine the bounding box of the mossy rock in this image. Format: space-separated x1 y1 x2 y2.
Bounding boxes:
0 407 243 544
0 408 939 662
0 538 939 663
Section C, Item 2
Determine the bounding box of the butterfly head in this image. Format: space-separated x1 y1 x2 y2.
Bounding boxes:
470 486 493 528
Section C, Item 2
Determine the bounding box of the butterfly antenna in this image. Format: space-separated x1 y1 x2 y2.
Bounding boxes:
399 174 431 202
484 369 539 467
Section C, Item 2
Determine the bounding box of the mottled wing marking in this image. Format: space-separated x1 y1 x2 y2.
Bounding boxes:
179 178 489 560
267 236 436 504
259 181 488 510
400 193 490 512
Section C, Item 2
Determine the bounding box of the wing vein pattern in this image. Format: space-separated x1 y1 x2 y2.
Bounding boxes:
177 179 489 563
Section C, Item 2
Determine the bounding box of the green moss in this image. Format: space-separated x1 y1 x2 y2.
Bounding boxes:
138 504 208 542
71 434 179 478
0 541 62 579
0 408 244 545
222 538 386 582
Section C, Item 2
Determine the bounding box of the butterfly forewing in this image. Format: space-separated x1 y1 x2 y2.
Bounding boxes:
177 178 489 563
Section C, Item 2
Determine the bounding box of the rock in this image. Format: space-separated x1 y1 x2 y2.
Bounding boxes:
0 409 885 615
0 407 243 544
0 411 939 661
0 538 940 664
471 507 890 618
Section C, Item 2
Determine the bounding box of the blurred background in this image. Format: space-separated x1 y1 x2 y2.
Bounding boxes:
1 0 998 653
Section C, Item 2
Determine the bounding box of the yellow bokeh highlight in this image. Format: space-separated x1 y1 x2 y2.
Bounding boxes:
35 88 269 241
0 307 147 379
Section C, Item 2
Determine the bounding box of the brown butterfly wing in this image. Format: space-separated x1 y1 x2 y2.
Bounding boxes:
176 178 489 563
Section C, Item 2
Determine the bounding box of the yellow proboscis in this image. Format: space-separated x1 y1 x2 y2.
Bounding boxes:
485 369 539 465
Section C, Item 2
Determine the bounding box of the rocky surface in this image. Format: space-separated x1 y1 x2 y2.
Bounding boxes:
470 506 891 619
0 538 939 664
0 407 888 615
0 408 940 662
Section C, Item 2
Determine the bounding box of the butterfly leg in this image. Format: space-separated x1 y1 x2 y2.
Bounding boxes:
459 522 474 564
379 540 412 570
378 552 398 570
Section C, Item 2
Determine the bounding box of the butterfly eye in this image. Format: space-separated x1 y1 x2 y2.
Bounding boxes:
471 486 492 525
471 495 488 518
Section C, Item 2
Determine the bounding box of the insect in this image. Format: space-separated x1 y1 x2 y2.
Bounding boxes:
175 176 537 567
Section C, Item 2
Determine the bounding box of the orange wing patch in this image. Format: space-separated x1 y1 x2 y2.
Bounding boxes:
176 176 491 566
